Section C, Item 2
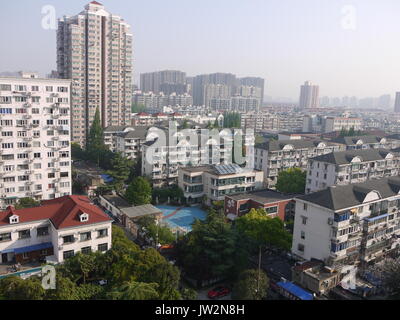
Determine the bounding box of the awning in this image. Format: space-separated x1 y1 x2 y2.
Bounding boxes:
14 242 53 255
277 281 314 300
0 248 15 254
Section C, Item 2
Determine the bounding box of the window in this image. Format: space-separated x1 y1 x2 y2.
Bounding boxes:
18 229 31 239
63 235 75 244
37 226 49 237
81 247 92 255
98 229 108 238
0 232 11 242
265 206 278 215
80 232 91 241
303 203 308 211
98 243 108 252
301 231 305 240
301 216 308 225
22 252 29 259
63 250 74 260
298 244 305 252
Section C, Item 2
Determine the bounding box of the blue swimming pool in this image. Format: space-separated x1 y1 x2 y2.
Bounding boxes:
156 205 207 231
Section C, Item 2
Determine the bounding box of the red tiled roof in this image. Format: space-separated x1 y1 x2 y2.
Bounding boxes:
0 195 111 229
90 1 103 5
153 112 167 117
136 112 150 116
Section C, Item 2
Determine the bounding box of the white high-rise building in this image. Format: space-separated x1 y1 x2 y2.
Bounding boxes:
0 72 72 209
299 81 319 109
394 92 400 113
57 1 133 147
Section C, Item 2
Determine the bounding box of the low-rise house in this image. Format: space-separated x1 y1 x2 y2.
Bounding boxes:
254 139 345 188
73 161 109 197
178 164 263 205
224 189 296 221
292 176 400 268
0 195 112 265
99 194 162 238
306 149 400 193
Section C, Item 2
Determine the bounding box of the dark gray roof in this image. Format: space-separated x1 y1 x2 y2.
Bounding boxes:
227 189 297 204
120 127 149 140
101 194 131 208
256 139 340 151
120 204 162 219
297 176 400 211
330 135 391 146
310 148 398 165
104 125 130 132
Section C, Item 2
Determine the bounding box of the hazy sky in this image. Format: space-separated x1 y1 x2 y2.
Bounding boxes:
0 0 399 100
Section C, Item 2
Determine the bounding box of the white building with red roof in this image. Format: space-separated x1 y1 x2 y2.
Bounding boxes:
0 195 112 265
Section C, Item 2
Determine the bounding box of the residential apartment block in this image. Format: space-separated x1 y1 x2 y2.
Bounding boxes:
324 117 363 133
292 177 400 267
306 149 400 193
140 70 186 94
0 195 112 264
57 1 133 146
142 126 255 187
254 139 345 189
0 73 72 209
224 189 295 221
178 164 263 205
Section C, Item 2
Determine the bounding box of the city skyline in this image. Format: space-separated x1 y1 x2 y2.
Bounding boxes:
0 0 400 100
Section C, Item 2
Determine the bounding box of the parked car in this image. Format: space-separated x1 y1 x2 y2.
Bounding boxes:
207 286 230 299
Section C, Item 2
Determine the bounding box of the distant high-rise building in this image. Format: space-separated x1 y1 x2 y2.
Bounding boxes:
378 94 391 109
395 92 400 113
140 70 186 94
299 81 319 109
192 73 237 106
57 1 133 146
239 77 265 104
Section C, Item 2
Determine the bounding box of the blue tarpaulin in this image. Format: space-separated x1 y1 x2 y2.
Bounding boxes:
13 242 53 254
277 281 314 300
100 174 114 183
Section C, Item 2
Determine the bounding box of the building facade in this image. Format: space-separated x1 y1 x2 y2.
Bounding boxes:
292 177 400 267
254 139 345 189
140 70 186 94
0 195 112 264
178 164 264 205
57 1 133 146
0 73 72 209
299 81 319 109
306 149 400 194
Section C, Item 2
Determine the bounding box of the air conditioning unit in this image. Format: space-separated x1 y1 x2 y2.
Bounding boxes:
327 217 334 225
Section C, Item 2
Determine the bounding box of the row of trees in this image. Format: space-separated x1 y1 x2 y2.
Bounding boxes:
339 126 364 137
0 226 191 300
223 112 241 128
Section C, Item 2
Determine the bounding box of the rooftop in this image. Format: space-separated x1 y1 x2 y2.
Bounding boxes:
0 195 111 229
120 204 162 219
310 148 398 165
226 189 296 204
298 176 400 211
256 138 340 151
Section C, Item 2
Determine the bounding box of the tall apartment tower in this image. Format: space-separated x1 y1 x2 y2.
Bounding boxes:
57 1 133 146
394 92 400 113
239 77 265 104
192 73 237 106
299 81 319 109
0 72 72 209
140 70 186 94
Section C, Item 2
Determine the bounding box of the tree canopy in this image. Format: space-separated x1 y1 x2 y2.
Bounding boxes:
275 168 306 194
125 177 152 205
86 107 108 166
223 112 241 128
15 197 40 209
232 269 269 300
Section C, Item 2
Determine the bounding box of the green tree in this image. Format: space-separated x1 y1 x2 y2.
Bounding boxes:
131 103 147 114
71 142 88 160
175 209 246 282
107 152 133 192
232 269 269 300
0 276 45 300
181 119 189 129
181 287 198 300
108 281 159 300
15 197 40 209
213 118 220 128
86 107 107 166
125 177 152 205
275 168 306 194
348 126 355 136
